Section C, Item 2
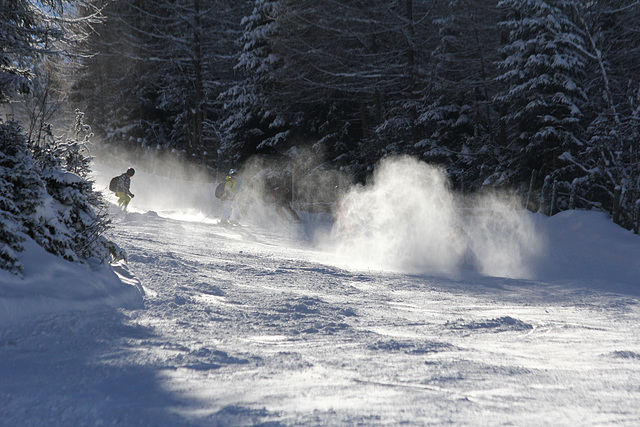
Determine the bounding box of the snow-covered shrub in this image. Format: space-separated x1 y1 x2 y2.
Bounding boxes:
0 115 117 274
32 112 112 263
0 122 32 274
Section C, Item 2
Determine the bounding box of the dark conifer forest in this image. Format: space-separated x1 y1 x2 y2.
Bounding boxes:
2 0 640 272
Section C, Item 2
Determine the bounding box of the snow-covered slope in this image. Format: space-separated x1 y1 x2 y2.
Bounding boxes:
1 160 639 426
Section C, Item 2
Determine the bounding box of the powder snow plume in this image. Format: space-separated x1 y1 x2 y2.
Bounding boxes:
329 156 544 278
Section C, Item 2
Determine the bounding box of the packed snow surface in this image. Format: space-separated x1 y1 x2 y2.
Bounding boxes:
1 158 640 426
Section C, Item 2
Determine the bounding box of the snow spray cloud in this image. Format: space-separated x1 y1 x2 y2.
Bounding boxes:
329 156 544 279
236 151 348 230
463 191 544 279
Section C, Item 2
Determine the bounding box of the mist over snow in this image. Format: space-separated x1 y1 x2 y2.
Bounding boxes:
328 156 544 279
94 151 329 234
97 154 545 280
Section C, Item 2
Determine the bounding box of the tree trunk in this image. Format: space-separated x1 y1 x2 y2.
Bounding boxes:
191 0 204 153
613 186 622 224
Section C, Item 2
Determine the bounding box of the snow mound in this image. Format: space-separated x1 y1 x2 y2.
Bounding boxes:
446 316 534 333
0 239 143 327
532 210 640 286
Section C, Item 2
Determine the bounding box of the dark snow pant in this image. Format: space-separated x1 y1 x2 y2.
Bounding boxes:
276 203 301 223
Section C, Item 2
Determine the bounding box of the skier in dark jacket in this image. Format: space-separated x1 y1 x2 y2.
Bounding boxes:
268 180 301 223
114 168 135 209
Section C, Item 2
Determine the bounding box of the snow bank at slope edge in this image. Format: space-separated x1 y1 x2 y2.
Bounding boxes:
532 209 640 287
0 238 143 327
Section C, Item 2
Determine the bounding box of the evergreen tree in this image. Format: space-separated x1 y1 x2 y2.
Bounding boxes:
2 125 50 258
71 0 250 166
0 123 32 275
0 0 37 101
32 111 112 262
0 181 23 274
420 0 502 191
70 0 170 154
0 0 142 274
224 0 445 180
561 1 640 226
219 0 289 165
494 0 588 200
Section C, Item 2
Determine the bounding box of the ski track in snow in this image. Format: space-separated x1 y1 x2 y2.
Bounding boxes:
1 209 640 426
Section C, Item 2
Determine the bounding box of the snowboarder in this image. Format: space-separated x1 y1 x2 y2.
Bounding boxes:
269 180 301 223
111 168 135 209
444 225 480 270
220 169 241 225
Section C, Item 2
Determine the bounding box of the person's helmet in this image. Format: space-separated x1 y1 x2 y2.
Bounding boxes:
127 168 135 176
229 169 238 176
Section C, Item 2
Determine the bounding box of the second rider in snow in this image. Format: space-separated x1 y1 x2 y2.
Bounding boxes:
220 169 241 225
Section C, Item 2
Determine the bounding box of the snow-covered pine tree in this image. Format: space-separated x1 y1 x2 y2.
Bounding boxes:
0 0 36 102
494 0 588 209
0 120 97 271
420 0 502 191
0 123 32 275
363 0 442 164
0 0 123 271
219 0 289 164
0 181 23 275
0 115 120 271
148 0 224 159
563 1 640 228
31 111 113 263
1 125 49 251
0 0 52 273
